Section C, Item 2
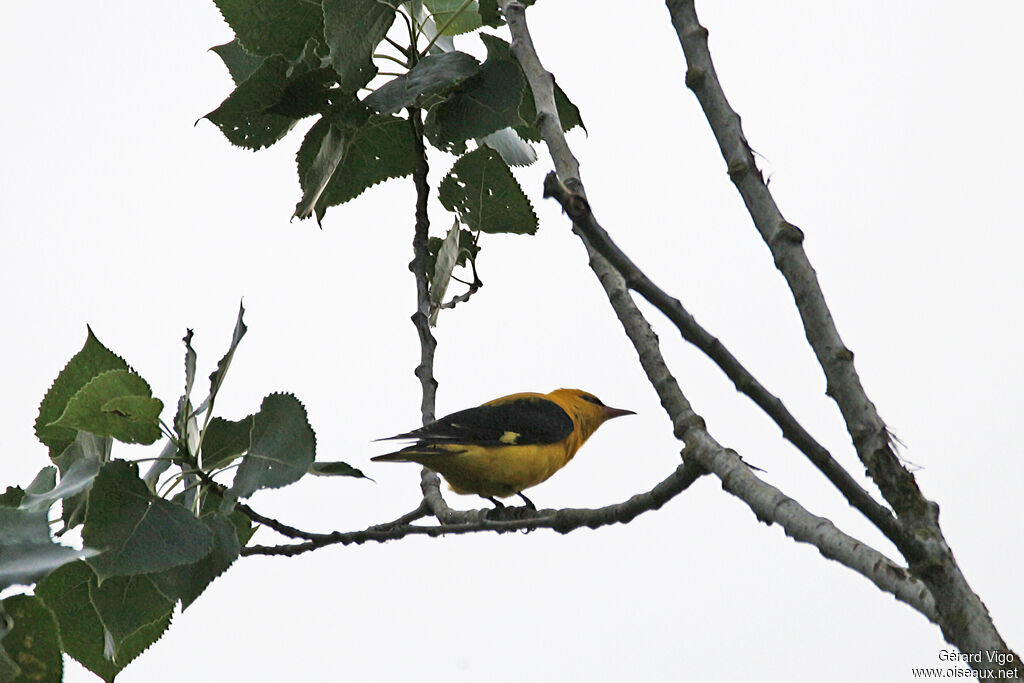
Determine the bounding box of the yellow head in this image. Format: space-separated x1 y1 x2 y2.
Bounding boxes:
546 388 634 452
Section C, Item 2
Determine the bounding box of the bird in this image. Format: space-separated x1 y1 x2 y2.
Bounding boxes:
371 389 634 509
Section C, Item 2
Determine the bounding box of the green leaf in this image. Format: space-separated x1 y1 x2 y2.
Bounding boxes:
0 595 62 683
36 328 130 460
36 561 170 681
0 508 94 591
478 0 502 27
201 415 254 471
83 461 213 582
0 488 24 509
53 432 112 531
23 466 57 498
89 574 174 660
205 55 301 150
310 461 369 478
517 75 586 142
296 113 418 222
292 98 371 221
228 393 316 499
426 228 479 275
323 0 397 93
0 646 19 682
150 515 240 610
429 221 462 325
196 302 247 417
213 0 323 59
211 39 265 85
426 59 525 151
364 51 480 116
439 147 538 234
227 509 257 547
20 456 101 513
48 370 163 446
426 0 484 35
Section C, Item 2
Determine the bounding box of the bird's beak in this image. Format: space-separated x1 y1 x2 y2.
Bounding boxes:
602 406 635 420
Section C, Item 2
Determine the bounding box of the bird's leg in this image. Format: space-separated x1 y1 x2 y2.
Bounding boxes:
516 493 536 510
483 496 510 521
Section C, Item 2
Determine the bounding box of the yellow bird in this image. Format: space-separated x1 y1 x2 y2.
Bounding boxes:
372 389 634 508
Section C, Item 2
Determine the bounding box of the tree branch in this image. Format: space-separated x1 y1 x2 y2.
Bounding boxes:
664 0 1020 674
541 172 906 549
241 460 702 556
498 0 943 642
407 108 450 521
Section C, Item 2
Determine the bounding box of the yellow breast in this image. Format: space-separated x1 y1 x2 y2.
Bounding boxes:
428 441 576 498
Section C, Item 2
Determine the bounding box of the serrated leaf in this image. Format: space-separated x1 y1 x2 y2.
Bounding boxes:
296 114 418 222
20 456 101 513
426 0 484 35
36 328 130 460
48 370 163 446
211 39 265 86
204 55 301 150
310 461 369 478
228 393 316 499
516 74 586 142
89 574 174 659
0 595 62 683
439 147 538 234
213 0 323 59
201 415 254 471
479 127 536 167
36 561 169 681
83 461 213 581
364 51 480 116
150 515 240 610
426 59 525 151
323 0 397 92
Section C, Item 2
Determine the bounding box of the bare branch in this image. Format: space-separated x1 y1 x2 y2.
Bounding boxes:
240 460 705 557
542 172 906 548
407 108 448 519
497 0 941 640
664 0 918 519
664 0 1020 673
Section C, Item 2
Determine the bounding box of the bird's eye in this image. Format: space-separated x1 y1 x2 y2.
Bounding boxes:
581 393 605 406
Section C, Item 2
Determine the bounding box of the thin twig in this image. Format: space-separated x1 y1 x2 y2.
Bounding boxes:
407 107 448 520
242 461 706 556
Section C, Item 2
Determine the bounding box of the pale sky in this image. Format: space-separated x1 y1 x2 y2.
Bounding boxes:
2 2 1022 681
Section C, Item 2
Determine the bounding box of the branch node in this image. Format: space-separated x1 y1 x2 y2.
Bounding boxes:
771 220 805 246
684 66 706 89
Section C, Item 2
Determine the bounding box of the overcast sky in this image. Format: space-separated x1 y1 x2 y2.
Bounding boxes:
3 2 1022 681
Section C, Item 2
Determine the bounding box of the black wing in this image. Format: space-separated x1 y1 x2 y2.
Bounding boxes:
380 395 574 446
